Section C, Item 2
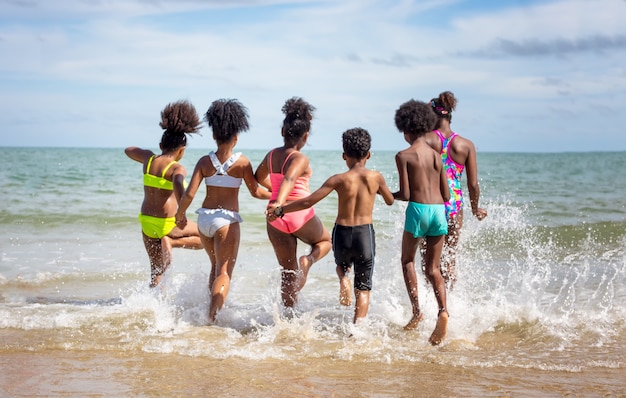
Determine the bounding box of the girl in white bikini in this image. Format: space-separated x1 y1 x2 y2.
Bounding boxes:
176 99 270 323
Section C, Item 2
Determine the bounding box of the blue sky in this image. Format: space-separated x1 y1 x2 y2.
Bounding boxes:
0 0 624 152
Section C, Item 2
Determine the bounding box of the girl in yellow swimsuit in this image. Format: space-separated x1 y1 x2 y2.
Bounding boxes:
125 100 204 288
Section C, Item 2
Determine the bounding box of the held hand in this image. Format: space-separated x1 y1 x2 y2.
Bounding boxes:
265 203 277 221
265 202 283 222
176 213 188 229
474 207 487 221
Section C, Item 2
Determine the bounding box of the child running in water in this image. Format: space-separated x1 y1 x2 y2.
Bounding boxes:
175 99 270 323
425 91 487 288
255 97 332 309
267 128 394 323
125 100 204 288
394 99 451 345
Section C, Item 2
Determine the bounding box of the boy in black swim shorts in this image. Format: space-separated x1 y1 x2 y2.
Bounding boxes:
267 128 394 323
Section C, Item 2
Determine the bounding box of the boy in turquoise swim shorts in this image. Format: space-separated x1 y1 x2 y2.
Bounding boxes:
393 99 451 346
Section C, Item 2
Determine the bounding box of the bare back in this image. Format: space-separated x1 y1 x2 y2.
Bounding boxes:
425 129 473 166
395 140 449 205
333 166 391 226
186 153 256 213
141 155 186 218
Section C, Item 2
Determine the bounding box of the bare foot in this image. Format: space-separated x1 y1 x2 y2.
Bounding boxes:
403 313 424 331
428 310 449 345
339 276 352 306
296 254 314 291
149 275 161 288
150 265 166 288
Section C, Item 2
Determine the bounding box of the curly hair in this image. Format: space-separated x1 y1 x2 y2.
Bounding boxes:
342 127 371 159
430 91 457 121
205 99 250 144
281 97 315 139
394 99 438 137
159 100 202 151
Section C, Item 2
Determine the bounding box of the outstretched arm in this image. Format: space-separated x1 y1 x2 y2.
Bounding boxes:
393 153 410 201
175 161 204 228
438 157 451 203
254 153 272 191
124 147 153 164
376 172 395 205
172 165 187 203
273 153 309 205
243 159 271 200
267 176 337 221
464 143 487 220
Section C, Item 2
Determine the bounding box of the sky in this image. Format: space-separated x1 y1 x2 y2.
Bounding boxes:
0 0 625 153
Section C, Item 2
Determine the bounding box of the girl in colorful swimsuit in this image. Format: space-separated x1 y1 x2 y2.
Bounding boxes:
176 99 270 323
254 97 332 308
125 100 204 288
425 91 487 287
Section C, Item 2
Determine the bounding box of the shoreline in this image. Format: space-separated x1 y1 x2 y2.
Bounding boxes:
1 349 623 397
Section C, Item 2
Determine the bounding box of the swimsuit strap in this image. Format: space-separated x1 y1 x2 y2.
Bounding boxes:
269 149 275 173
160 160 177 178
281 151 297 174
146 155 176 178
435 130 458 154
209 151 241 175
146 155 155 175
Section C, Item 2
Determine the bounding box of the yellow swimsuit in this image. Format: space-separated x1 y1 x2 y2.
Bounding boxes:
139 156 178 239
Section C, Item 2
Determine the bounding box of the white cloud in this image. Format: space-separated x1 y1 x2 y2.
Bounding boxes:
0 0 625 152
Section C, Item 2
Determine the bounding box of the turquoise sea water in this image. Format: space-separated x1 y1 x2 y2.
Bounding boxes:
0 147 625 396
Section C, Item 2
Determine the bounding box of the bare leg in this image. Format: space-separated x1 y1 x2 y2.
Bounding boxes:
293 216 331 293
168 220 204 250
424 235 448 345
442 211 463 289
267 224 299 307
336 265 353 306
142 234 168 288
401 232 423 330
161 235 173 273
203 223 240 323
353 289 370 323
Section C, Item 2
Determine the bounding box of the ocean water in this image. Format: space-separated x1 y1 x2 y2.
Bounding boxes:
0 147 624 397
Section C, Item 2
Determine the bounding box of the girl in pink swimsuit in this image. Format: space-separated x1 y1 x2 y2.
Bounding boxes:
255 97 332 308
425 91 488 287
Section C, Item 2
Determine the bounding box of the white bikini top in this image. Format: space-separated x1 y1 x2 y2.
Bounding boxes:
205 151 243 188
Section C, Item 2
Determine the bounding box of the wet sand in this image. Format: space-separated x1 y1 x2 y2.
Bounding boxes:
1 349 624 397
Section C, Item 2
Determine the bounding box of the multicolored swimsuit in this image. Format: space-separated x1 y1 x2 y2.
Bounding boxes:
435 130 465 219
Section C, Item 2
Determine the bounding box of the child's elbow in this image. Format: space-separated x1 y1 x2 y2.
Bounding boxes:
253 188 270 200
393 191 408 201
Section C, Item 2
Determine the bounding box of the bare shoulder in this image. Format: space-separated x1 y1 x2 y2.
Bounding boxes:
286 150 310 170
235 153 251 166
424 131 441 151
327 171 349 186
453 134 476 150
396 148 413 159
365 168 383 179
171 162 187 175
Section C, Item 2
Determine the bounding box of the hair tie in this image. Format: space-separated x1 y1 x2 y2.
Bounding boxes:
431 100 449 115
